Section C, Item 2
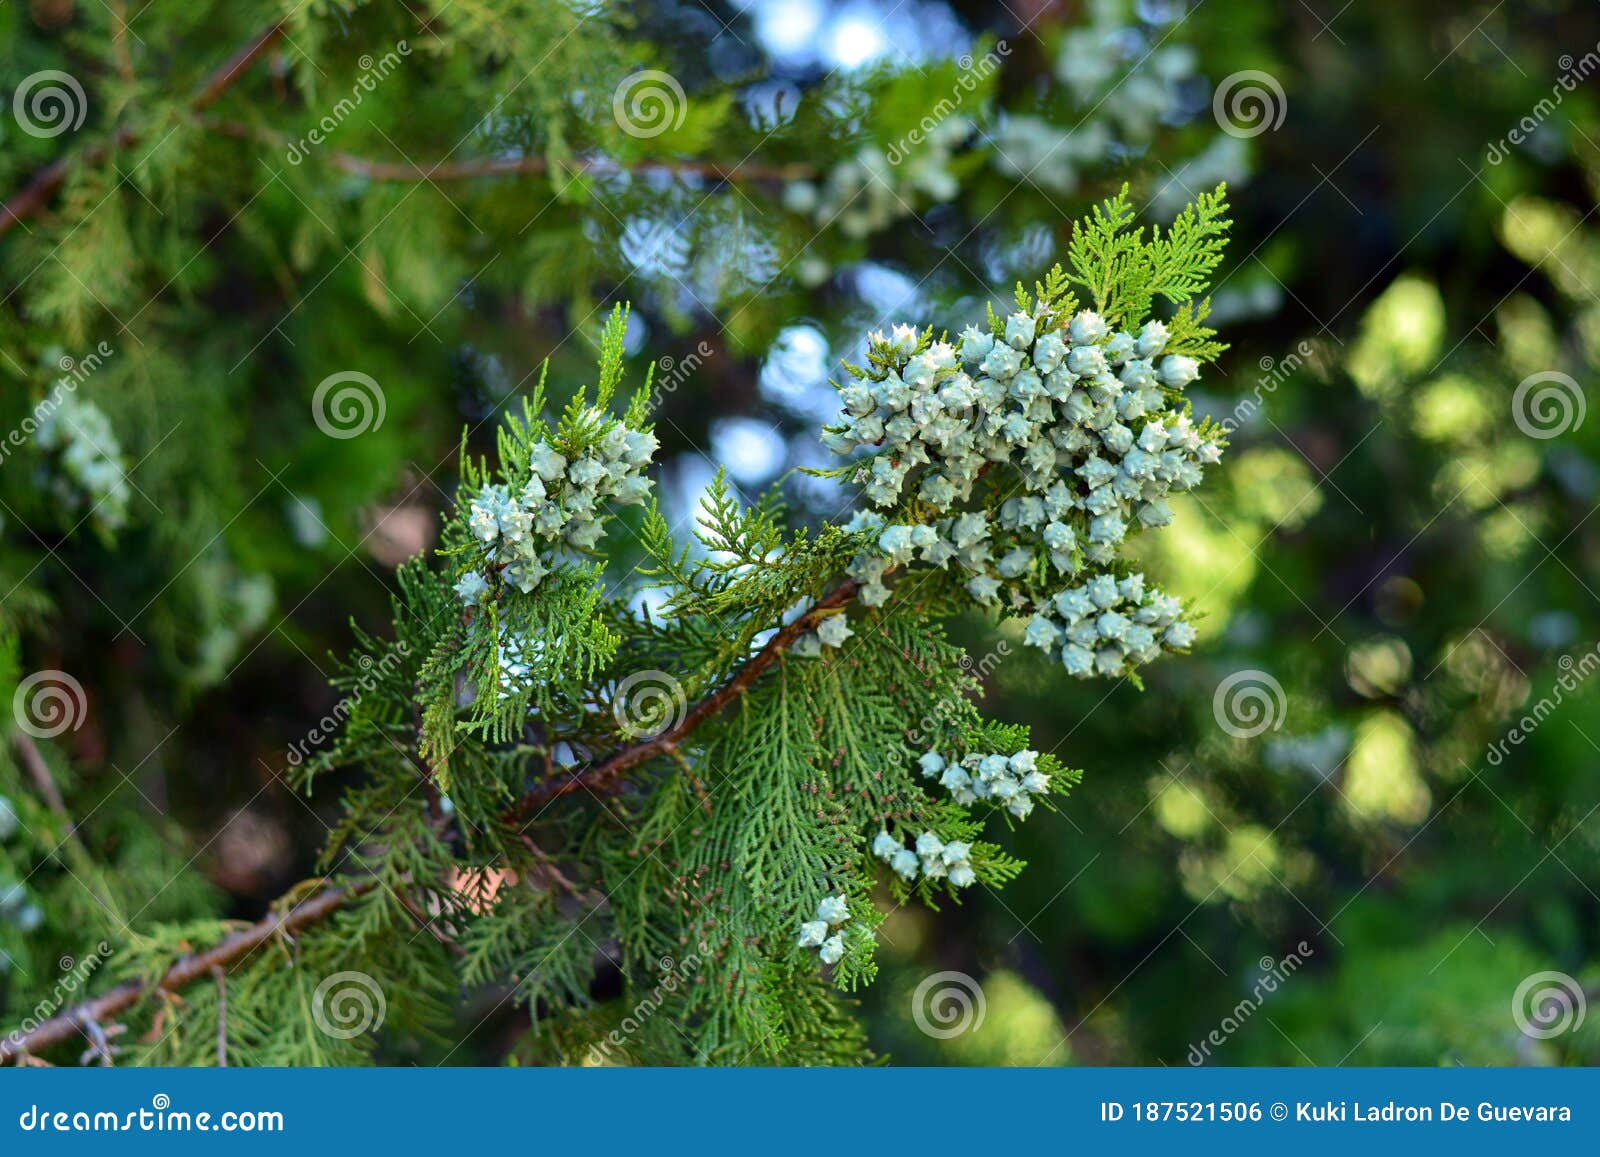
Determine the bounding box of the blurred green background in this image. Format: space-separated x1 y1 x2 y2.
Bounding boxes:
2 0 1599 1064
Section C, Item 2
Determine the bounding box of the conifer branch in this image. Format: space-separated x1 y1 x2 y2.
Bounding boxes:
1 580 859 1061
0 22 284 237
1 151 1237 1061
0 881 363 1065
507 578 860 817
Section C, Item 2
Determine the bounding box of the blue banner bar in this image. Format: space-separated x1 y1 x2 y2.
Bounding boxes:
0 1068 1594 1152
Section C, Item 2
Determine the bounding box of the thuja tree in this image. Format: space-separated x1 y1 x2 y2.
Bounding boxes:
1 187 1231 1064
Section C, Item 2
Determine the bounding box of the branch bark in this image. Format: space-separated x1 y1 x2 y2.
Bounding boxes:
191 23 287 112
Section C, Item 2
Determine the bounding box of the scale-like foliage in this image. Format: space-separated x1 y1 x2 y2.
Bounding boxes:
1 184 1231 1065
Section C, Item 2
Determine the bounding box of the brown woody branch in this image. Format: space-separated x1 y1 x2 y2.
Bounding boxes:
192 23 287 112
